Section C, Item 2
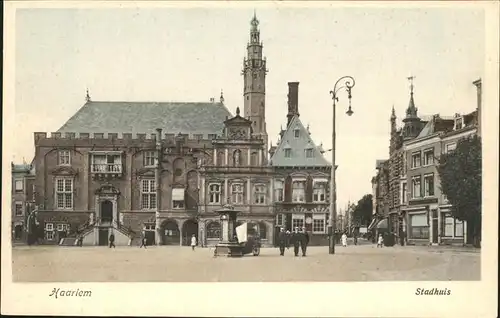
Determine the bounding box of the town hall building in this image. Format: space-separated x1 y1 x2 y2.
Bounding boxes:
20 13 332 246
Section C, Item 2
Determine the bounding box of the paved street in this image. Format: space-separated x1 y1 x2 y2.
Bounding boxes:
12 241 480 282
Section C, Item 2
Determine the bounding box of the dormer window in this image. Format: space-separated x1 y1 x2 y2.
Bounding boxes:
294 129 300 138
454 117 463 130
284 149 291 158
305 148 314 158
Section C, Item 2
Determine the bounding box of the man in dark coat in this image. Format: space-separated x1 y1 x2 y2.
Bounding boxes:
290 227 301 256
109 232 116 248
300 227 310 256
277 228 289 256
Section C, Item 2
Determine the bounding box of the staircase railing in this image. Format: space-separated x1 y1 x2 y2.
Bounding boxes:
116 222 136 238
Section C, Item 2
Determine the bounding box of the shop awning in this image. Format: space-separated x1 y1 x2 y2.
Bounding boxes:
367 218 378 230
376 218 389 229
172 188 185 201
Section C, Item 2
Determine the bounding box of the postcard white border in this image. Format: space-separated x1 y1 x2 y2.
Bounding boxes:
2 1 498 317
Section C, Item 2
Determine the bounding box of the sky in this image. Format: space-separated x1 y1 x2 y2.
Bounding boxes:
13 5 485 210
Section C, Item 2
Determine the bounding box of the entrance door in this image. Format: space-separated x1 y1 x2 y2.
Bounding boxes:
182 219 198 246
145 231 155 245
432 218 438 244
14 225 23 240
431 209 438 244
101 200 113 223
98 228 108 246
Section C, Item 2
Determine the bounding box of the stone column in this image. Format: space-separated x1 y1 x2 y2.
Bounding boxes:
258 149 263 166
112 199 118 228
95 196 100 223
269 178 274 204
225 149 229 166
178 220 183 246
213 150 217 166
428 209 433 245
463 220 468 245
224 178 228 203
247 149 251 166
94 225 98 246
222 219 229 241
200 176 206 207
437 209 442 244
247 178 252 205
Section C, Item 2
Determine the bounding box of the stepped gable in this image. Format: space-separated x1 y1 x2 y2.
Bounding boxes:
269 115 330 167
57 100 233 136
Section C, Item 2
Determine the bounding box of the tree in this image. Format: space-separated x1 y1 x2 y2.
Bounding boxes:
352 194 373 228
437 134 481 247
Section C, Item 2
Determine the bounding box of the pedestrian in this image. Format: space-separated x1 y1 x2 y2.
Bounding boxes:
191 234 197 251
300 227 309 256
341 232 348 247
377 233 384 248
291 227 301 257
277 227 289 256
140 235 147 249
78 235 83 247
109 232 116 248
400 229 406 246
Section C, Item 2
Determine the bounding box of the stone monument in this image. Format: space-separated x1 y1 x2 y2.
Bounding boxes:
214 203 244 257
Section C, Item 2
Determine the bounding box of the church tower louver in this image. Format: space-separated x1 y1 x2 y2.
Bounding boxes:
242 12 269 159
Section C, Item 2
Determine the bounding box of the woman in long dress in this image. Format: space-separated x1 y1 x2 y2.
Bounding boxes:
341 233 348 247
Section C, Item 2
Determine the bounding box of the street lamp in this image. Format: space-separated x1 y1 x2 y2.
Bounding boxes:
328 76 356 255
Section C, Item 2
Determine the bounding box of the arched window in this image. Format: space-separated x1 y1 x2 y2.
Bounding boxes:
206 221 221 239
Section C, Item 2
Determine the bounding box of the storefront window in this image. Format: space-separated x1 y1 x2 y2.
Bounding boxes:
443 216 454 237
409 213 429 239
455 220 464 237
441 214 464 238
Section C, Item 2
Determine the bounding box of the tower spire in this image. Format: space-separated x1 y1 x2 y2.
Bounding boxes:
220 89 225 104
405 75 418 118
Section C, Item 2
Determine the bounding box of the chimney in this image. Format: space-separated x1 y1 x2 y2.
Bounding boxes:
286 82 300 127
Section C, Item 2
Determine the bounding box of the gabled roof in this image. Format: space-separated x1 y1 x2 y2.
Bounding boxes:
57 101 233 136
224 107 252 127
416 114 455 139
269 115 330 167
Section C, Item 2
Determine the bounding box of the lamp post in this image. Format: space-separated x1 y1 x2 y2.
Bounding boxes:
328 76 356 255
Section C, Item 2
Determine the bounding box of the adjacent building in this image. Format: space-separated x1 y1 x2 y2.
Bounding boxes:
11 162 36 242
371 78 481 246
269 82 332 246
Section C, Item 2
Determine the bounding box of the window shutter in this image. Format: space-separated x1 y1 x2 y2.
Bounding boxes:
306 176 313 203
284 176 292 202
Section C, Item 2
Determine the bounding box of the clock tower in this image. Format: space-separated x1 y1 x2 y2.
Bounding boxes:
241 12 268 159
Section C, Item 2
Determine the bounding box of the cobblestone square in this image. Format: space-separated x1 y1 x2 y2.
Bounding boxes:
12 242 480 282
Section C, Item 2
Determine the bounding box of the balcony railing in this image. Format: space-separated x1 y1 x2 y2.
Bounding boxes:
91 164 123 173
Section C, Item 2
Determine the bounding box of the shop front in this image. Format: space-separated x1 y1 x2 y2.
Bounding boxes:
404 207 429 245
439 205 466 245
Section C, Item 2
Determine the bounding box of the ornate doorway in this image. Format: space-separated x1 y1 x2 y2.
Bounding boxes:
95 183 120 228
101 200 113 223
